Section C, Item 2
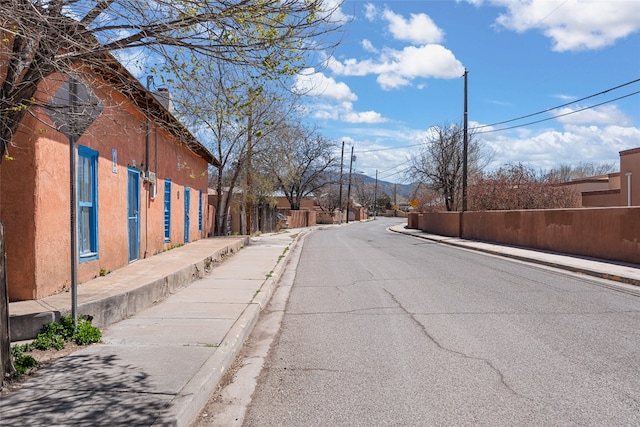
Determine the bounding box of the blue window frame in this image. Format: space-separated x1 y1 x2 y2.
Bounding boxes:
164 179 172 242
78 146 98 261
198 190 203 232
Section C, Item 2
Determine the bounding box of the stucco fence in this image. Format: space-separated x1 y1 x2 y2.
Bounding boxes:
408 207 640 265
284 209 317 229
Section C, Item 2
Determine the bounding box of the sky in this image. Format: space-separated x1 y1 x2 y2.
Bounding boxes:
293 0 640 183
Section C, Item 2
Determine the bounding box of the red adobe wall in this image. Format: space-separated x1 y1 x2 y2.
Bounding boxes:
417 212 461 237
620 148 640 206
1 73 210 301
408 208 640 265
582 189 621 207
463 208 639 264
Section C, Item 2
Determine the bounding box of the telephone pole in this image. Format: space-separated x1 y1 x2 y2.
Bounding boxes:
462 69 469 213
338 141 344 223
346 146 354 224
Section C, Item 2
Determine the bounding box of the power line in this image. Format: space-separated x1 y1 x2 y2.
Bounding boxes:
475 90 640 134
356 143 422 153
475 77 640 130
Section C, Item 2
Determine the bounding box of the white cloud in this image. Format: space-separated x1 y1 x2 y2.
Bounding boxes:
382 9 444 44
554 105 631 126
319 0 350 23
478 0 640 51
364 3 378 21
479 122 640 171
293 69 388 124
343 110 386 124
361 39 378 53
329 45 464 90
293 68 357 102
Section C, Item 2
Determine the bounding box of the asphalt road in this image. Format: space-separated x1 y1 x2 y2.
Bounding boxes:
230 218 640 426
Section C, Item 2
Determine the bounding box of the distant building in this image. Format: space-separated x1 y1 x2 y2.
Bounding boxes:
558 148 639 207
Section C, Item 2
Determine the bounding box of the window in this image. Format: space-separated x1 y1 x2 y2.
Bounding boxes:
164 179 172 242
198 190 203 232
78 146 98 261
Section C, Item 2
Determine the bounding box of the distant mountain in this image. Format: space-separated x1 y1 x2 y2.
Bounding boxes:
352 173 416 202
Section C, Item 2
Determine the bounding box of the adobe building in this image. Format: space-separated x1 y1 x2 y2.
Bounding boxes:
0 58 219 301
579 148 639 207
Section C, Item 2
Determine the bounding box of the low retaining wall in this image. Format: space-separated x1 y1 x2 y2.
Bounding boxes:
408 207 640 265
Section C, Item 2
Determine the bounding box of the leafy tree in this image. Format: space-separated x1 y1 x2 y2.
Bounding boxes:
0 0 342 161
406 123 483 211
468 163 581 210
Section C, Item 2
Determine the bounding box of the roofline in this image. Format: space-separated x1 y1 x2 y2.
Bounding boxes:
99 55 220 167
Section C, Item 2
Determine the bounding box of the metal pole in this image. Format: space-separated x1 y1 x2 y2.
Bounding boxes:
462 69 469 213
627 172 633 206
69 78 78 326
338 141 344 224
346 146 354 224
373 169 378 219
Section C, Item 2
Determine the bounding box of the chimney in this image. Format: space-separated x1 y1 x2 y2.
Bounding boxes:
154 87 173 113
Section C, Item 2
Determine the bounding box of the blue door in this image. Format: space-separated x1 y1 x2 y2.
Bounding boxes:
127 168 140 262
184 187 190 243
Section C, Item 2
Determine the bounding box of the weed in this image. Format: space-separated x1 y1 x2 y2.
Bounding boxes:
10 346 40 375
10 315 102 378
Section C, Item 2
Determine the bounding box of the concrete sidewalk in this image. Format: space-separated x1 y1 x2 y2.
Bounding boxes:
389 224 640 288
1 229 304 426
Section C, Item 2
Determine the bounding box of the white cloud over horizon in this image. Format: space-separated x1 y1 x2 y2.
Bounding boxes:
468 0 640 51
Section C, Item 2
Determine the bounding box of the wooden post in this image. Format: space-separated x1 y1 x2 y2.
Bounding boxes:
1 221 15 384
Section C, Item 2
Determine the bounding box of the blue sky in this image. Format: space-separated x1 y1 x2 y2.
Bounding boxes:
293 0 640 183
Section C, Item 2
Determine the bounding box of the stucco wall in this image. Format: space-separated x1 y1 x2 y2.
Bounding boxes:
620 148 640 206
417 212 461 237
408 208 640 265
2 74 211 301
582 190 621 207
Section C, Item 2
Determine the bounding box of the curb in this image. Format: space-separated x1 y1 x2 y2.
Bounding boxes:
162 231 305 426
389 226 640 288
10 238 249 341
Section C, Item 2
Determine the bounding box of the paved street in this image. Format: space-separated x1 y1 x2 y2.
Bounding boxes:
237 217 640 426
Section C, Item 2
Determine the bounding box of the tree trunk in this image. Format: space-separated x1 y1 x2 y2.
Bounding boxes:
1 221 15 385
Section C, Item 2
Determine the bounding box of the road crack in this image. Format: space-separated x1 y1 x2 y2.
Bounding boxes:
383 288 525 398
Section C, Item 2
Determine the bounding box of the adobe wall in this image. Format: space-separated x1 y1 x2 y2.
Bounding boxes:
0 114 40 300
288 210 316 228
3 73 210 301
416 212 461 237
462 208 639 265
620 148 640 206
582 190 621 207
408 208 639 265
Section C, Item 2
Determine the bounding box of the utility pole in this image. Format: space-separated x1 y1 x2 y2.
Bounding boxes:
246 89 253 235
338 141 344 224
462 69 469 214
373 169 378 219
346 146 354 224
69 78 79 326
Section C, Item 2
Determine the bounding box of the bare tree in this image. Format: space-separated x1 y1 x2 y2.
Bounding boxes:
406 123 483 211
259 123 338 210
0 0 343 161
543 162 617 183
469 163 581 210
